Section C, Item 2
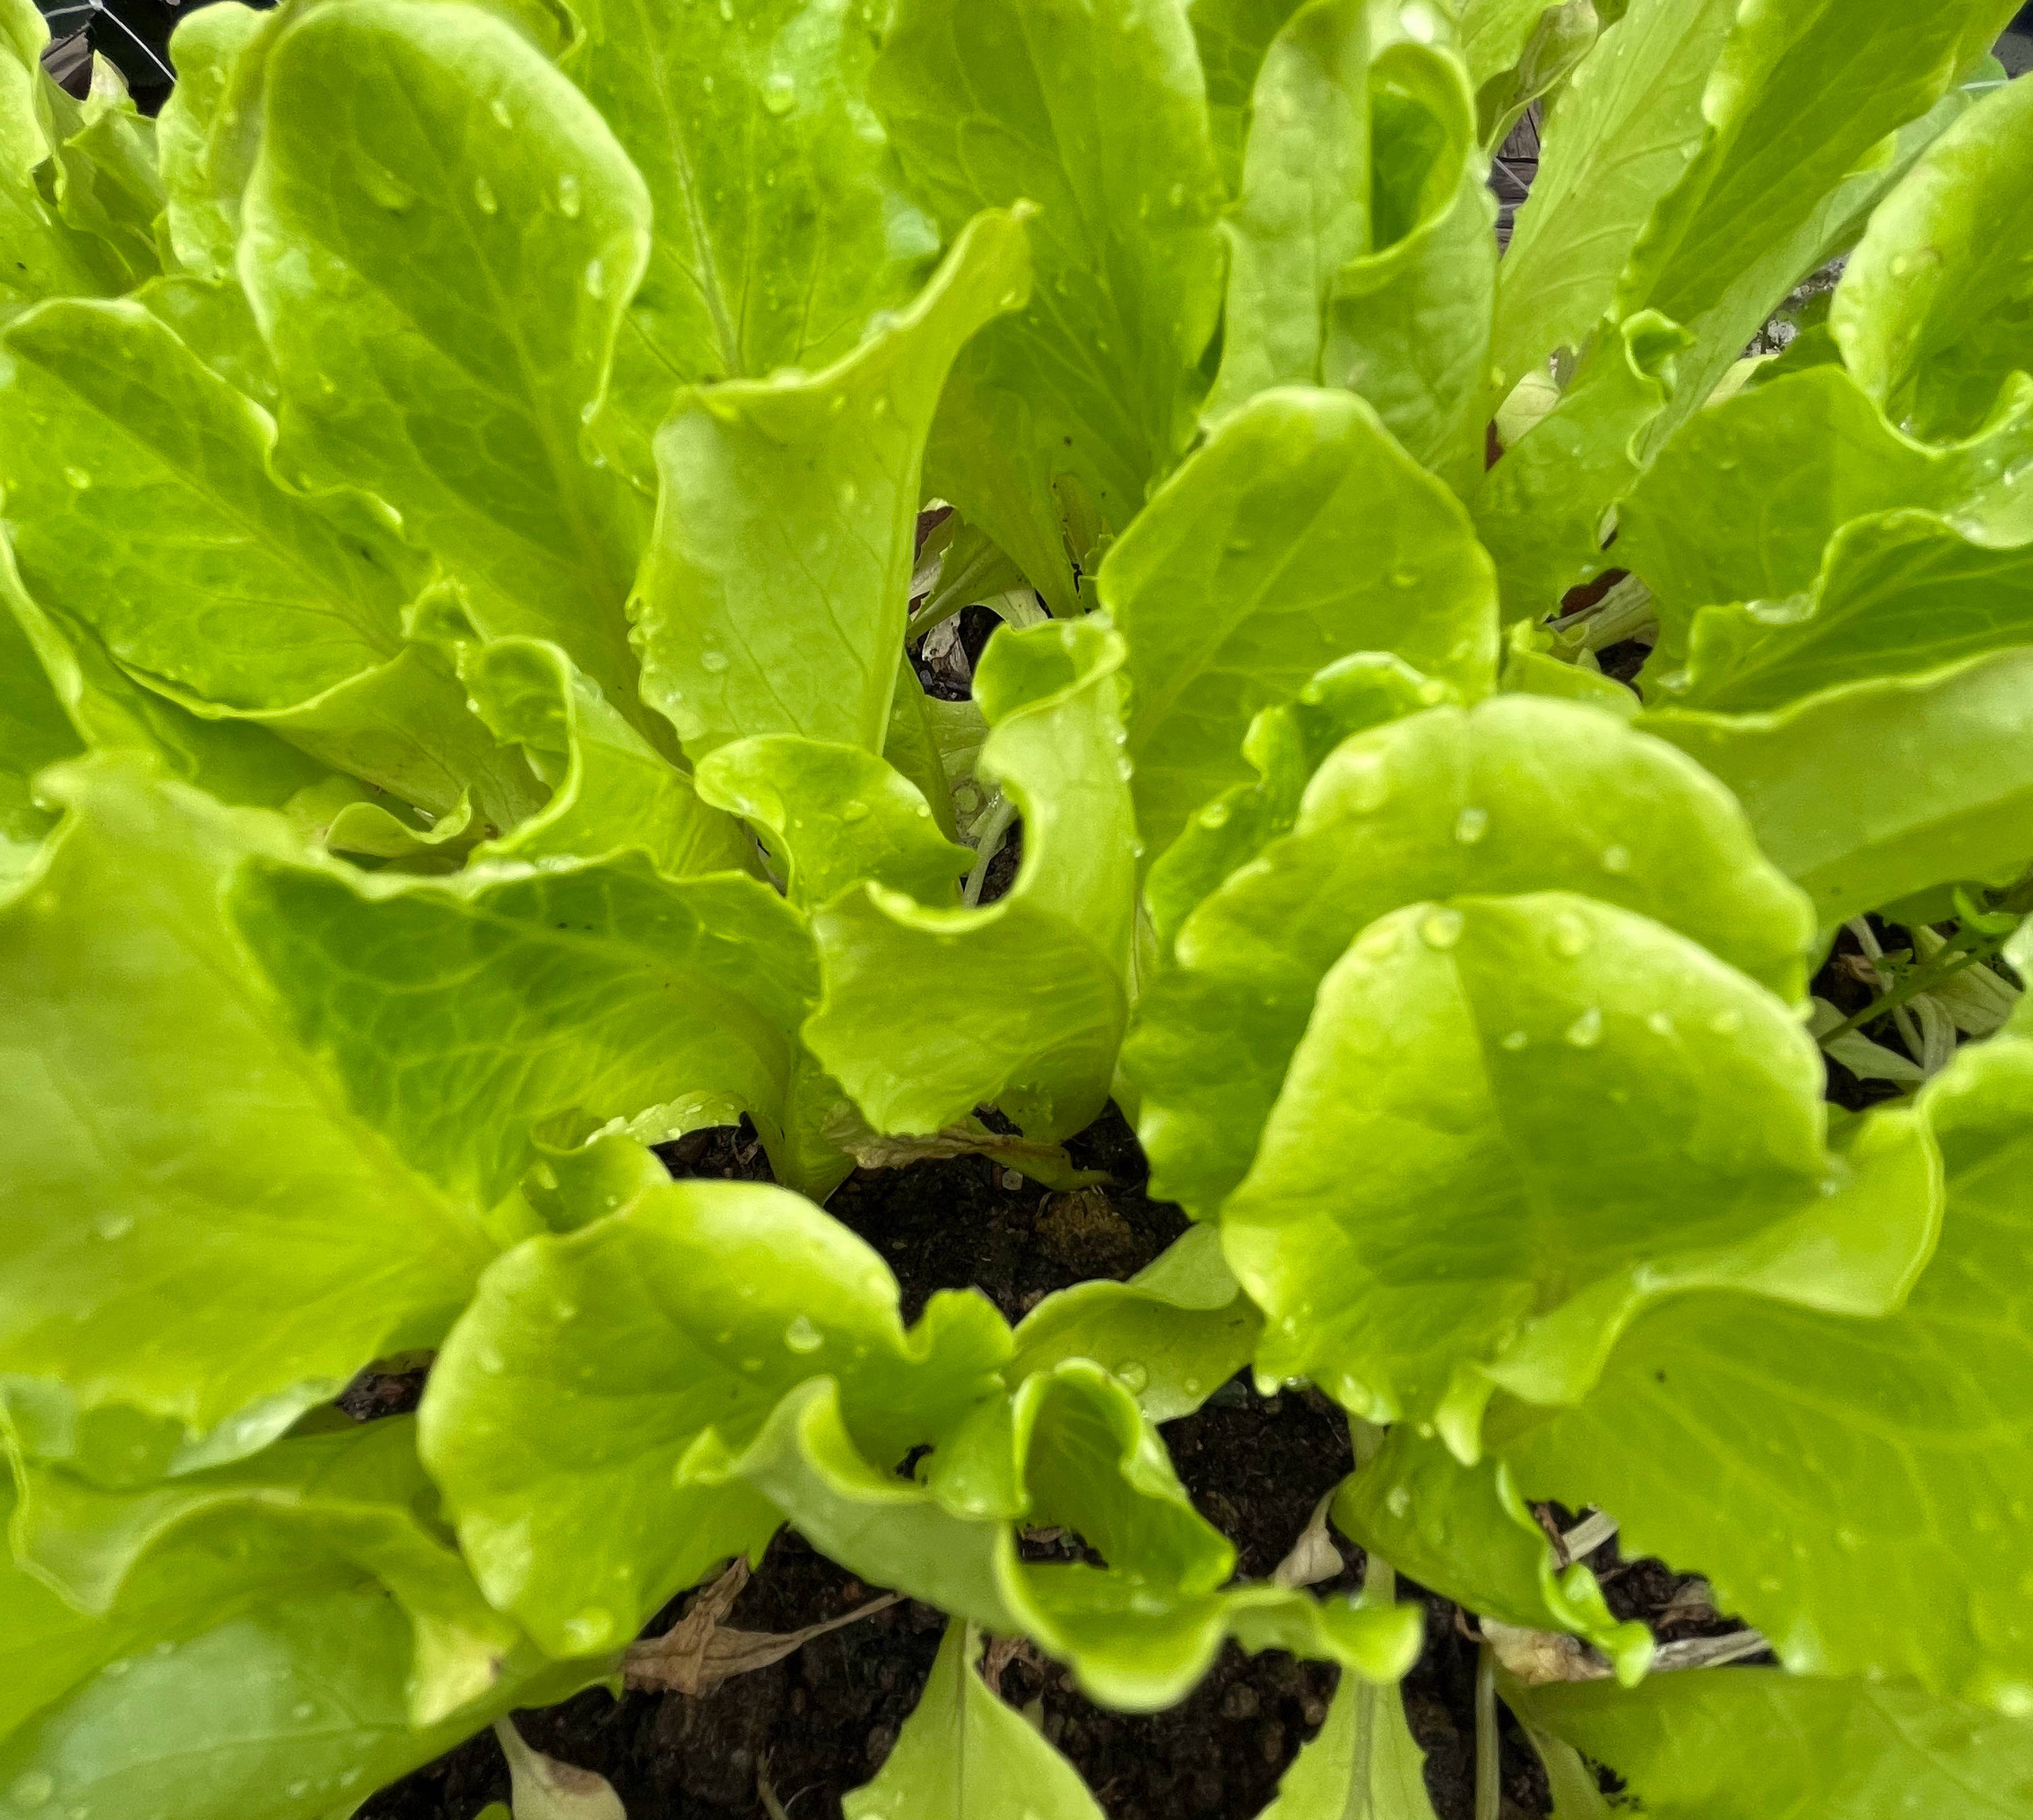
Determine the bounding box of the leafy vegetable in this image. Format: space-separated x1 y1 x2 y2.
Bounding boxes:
5 0 2033 1809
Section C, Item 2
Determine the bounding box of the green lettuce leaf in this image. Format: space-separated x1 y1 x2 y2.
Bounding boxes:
0 1421 585 1818
842 1620 1105 1820
1323 16 1495 500
632 207 1031 758
1333 1425 1653 1683
230 842 828 1199
1222 892 1936 1445
0 562 79 878
0 759 501 1435
1510 1671 2033 1819
1833 69 2033 443
1143 654 1453 958
1465 0 1599 152
1663 510 2033 712
1103 386 1498 864
1617 365 2033 650
1189 0 1306 184
693 736 969 909
460 634 751 876
1203 0 1369 422
747 1359 1424 1710
807 618 1135 1143
1491 0 1735 391
1491 1030 2033 1712
1611 0 2022 415
420 1177 1012 1657
239 0 658 743
560 0 939 486
1128 696 1815 1222
1639 646 2033 924
1006 1225 1263 1423
1473 309 1691 621
155 0 276 280
1257 1646 1437 1819
872 0 1227 541
133 270 279 408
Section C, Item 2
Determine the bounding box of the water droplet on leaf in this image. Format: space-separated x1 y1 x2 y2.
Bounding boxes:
784 1314 822 1353
1564 1006 1603 1048
1116 1360 1148 1394
472 176 497 215
554 172 581 217
1453 806 1488 845
1420 907 1464 950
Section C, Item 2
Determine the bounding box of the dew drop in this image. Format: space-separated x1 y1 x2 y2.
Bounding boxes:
1167 182 1185 208
63 466 90 489
584 257 607 299
784 1314 823 1353
1116 1360 1149 1394
1551 913 1591 958
1181 1376 1201 1394
284 1781 309 1801
476 1345 507 1375
1389 566 1418 589
102 1659 130 1678
1500 1029 1528 1051
739 1357 765 1373
562 1608 614 1650
472 176 497 215
1452 806 1488 845
94 1212 133 1241
841 799 871 823
553 1299 579 1322
762 70 797 114
1599 843 1631 874
1419 906 1464 950
1198 800 1230 829
838 479 859 508
1385 1484 1411 1518
1564 1006 1603 1048
554 172 582 217
7 1776 53 1812
700 649 730 673
1709 1007 1744 1036
717 0 733 17
1645 1010 1674 1036
490 97 514 128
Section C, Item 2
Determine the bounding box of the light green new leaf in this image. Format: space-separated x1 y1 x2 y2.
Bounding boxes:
1617 365 2033 648
694 736 969 909
1493 1033 2033 1712
749 1360 1424 1710
633 208 1031 759
807 619 1134 1142
1258 1612 1436 1819
240 0 657 741
461 635 751 876
843 1621 1105 1820
0 759 500 1435
1008 1225 1263 1423
873 0 1227 533
156 0 276 280
1467 0 1598 152
1473 310 1691 621
1144 654 1452 958
1103 387 1499 864
231 845 827 1201
1333 1425 1652 1683
1492 0 1735 392
1128 696 1815 1221
1614 0 2024 399
1222 891 1936 1444
1666 510 2033 712
1833 69 2033 442
0 1427 585 1819
421 1179 1012 1657
1323 27 1495 500
1511 1672 2033 1819
562 0 938 484
1204 0 1368 423
1641 646 2033 925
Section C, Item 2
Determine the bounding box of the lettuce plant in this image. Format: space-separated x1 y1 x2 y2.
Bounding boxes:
3 0 2032 1812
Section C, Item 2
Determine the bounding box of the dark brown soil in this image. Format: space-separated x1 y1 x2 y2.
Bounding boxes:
361 1103 1772 1820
